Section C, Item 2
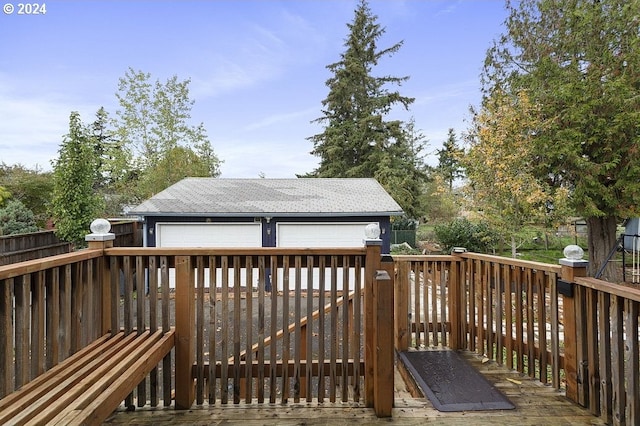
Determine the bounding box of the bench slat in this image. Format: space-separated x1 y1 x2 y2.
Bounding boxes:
0 327 175 426
0 333 114 413
26 331 154 425
0 333 135 424
64 330 175 425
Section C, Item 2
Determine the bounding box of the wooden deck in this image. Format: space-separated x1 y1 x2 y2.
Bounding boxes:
103 350 605 425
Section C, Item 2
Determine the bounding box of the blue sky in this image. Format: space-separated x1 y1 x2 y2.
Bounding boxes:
0 0 508 178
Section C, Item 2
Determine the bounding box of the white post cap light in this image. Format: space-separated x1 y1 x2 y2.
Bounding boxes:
85 218 116 242
559 244 588 267
363 223 382 246
364 223 381 239
563 244 584 260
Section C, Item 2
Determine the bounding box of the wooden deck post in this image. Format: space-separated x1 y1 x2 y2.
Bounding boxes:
448 255 463 350
364 238 382 408
559 256 588 405
86 225 115 336
175 255 195 409
394 260 409 352
373 256 395 417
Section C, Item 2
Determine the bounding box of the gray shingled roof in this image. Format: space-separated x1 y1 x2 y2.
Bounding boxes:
131 178 403 217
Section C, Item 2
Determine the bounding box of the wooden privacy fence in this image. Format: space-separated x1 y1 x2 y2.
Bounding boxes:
1 240 394 417
0 230 71 266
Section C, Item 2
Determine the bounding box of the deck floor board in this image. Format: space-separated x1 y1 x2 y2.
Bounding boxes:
104 350 606 425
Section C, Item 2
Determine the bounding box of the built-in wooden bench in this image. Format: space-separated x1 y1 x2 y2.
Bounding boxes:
0 328 175 426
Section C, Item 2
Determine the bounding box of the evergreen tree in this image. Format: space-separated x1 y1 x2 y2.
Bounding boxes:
306 0 426 216
436 129 464 191
480 0 640 280
51 112 104 246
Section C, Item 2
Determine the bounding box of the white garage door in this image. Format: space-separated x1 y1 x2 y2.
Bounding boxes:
156 223 262 247
276 222 372 248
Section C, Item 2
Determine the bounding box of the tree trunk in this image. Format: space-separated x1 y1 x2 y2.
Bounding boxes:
511 235 517 258
586 216 622 282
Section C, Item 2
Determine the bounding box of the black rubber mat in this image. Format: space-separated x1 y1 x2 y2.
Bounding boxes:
399 350 515 412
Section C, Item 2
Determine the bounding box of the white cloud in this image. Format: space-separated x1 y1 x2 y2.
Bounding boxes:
244 107 317 132
0 75 101 170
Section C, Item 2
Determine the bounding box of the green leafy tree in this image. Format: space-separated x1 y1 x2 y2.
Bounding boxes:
480 0 640 280
0 185 10 206
0 199 38 235
51 112 104 246
463 89 572 257
137 146 215 198
306 0 426 217
0 163 53 227
421 175 461 223
115 68 221 199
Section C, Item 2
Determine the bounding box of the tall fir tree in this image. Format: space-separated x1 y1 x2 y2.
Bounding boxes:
306 0 426 216
436 129 464 191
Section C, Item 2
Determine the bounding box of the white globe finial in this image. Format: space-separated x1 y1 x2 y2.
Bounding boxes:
90 218 111 235
364 223 381 240
563 244 584 260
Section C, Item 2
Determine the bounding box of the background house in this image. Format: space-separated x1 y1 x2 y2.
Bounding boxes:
130 178 403 253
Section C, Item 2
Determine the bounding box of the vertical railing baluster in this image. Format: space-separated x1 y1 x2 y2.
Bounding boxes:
318 255 326 403
221 256 229 404
281 255 290 403
244 255 254 403
329 255 338 403
293 255 302 403
233 255 242 404
269 255 278 403
257 255 265 403
196 255 205 405
208 255 217 404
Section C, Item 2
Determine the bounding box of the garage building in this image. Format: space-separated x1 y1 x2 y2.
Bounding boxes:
130 177 403 253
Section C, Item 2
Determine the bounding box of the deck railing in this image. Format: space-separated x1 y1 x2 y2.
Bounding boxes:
0 244 174 407
0 241 393 416
0 249 105 395
3 239 640 423
571 275 640 424
393 251 640 424
394 253 564 385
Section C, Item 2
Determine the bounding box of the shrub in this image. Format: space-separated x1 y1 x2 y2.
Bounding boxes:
433 218 498 254
0 199 38 235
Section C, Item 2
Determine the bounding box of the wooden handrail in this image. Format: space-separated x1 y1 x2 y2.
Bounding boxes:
105 247 367 256
0 249 103 280
459 251 563 273
575 276 640 302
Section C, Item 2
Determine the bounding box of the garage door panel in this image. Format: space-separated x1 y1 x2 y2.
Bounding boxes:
276 222 372 248
157 223 262 247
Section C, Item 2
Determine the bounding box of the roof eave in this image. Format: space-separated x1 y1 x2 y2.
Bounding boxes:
131 211 404 218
